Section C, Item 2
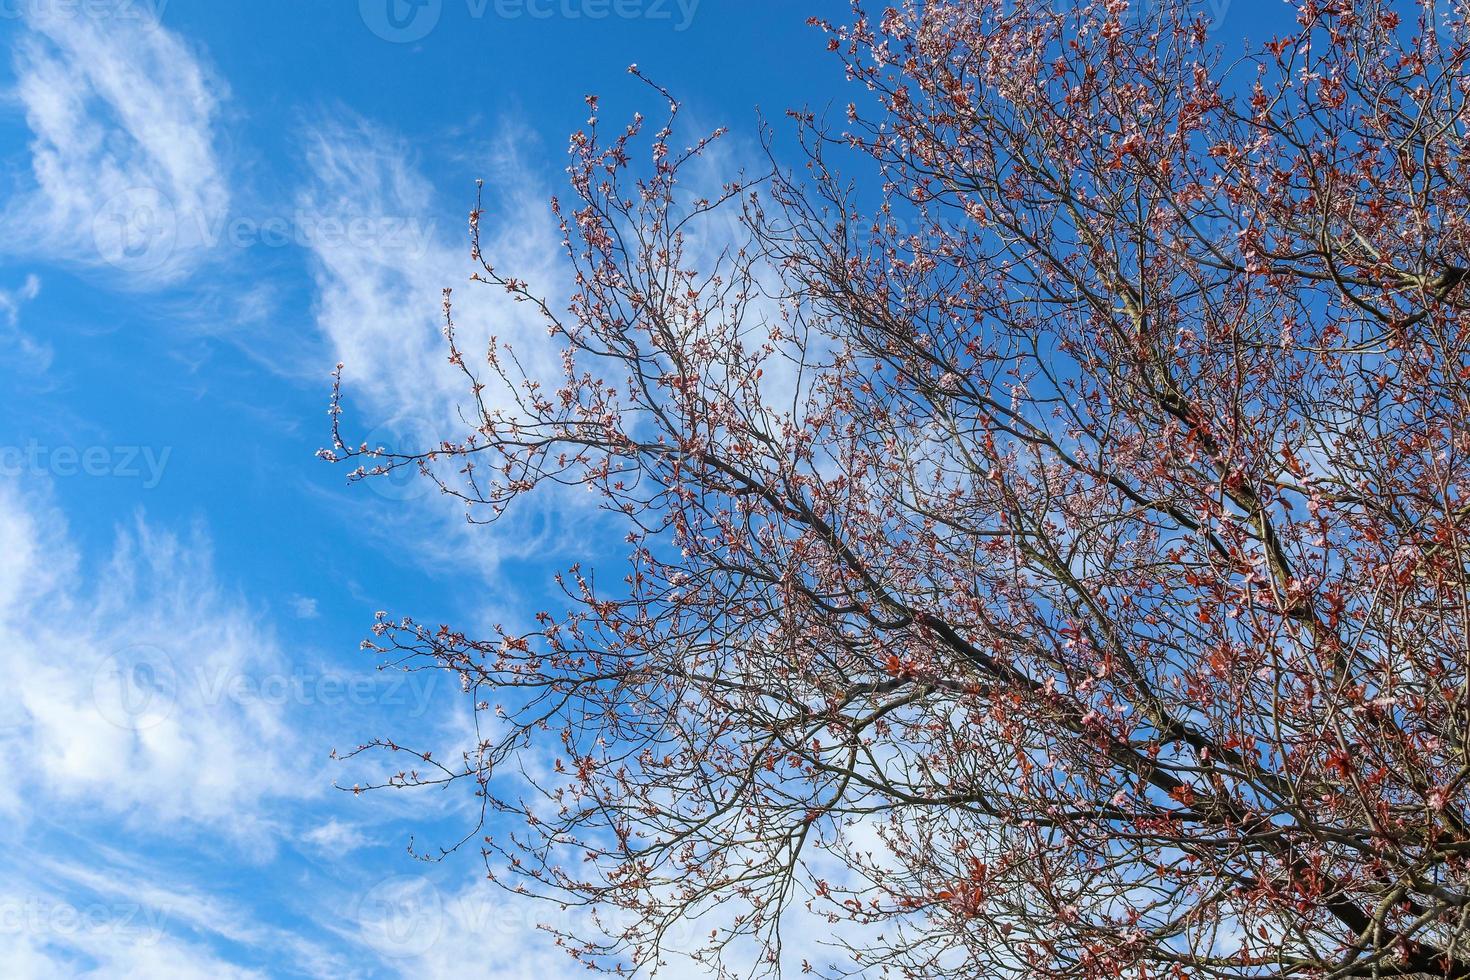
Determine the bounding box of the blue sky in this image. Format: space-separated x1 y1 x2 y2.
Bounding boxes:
0 1 1291 977
0 2 856 977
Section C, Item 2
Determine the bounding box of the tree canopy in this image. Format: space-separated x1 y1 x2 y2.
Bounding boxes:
326 1 1470 975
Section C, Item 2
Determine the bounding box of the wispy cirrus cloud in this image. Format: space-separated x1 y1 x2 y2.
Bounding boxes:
0 483 314 832
0 273 49 371
3 4 229 285
297 114 565 431
296 114 601 580
0 273 40 327
0 483 435 976
301 818 368 855
0 844 363 979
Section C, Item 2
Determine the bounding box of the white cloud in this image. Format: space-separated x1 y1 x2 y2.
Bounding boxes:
297 115 597 581
20 851 352 973
302 819 367 855
290 594 321 620
343 875 602 980
297 106 802 492
3 928 266 980
0 274 40 328
0 484 316 833
0 851 329 980
298 115 564 432
0 274 50 371
0 487 389 976
4 5 229 284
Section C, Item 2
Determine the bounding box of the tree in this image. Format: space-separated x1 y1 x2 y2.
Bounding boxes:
323 0 1470 975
